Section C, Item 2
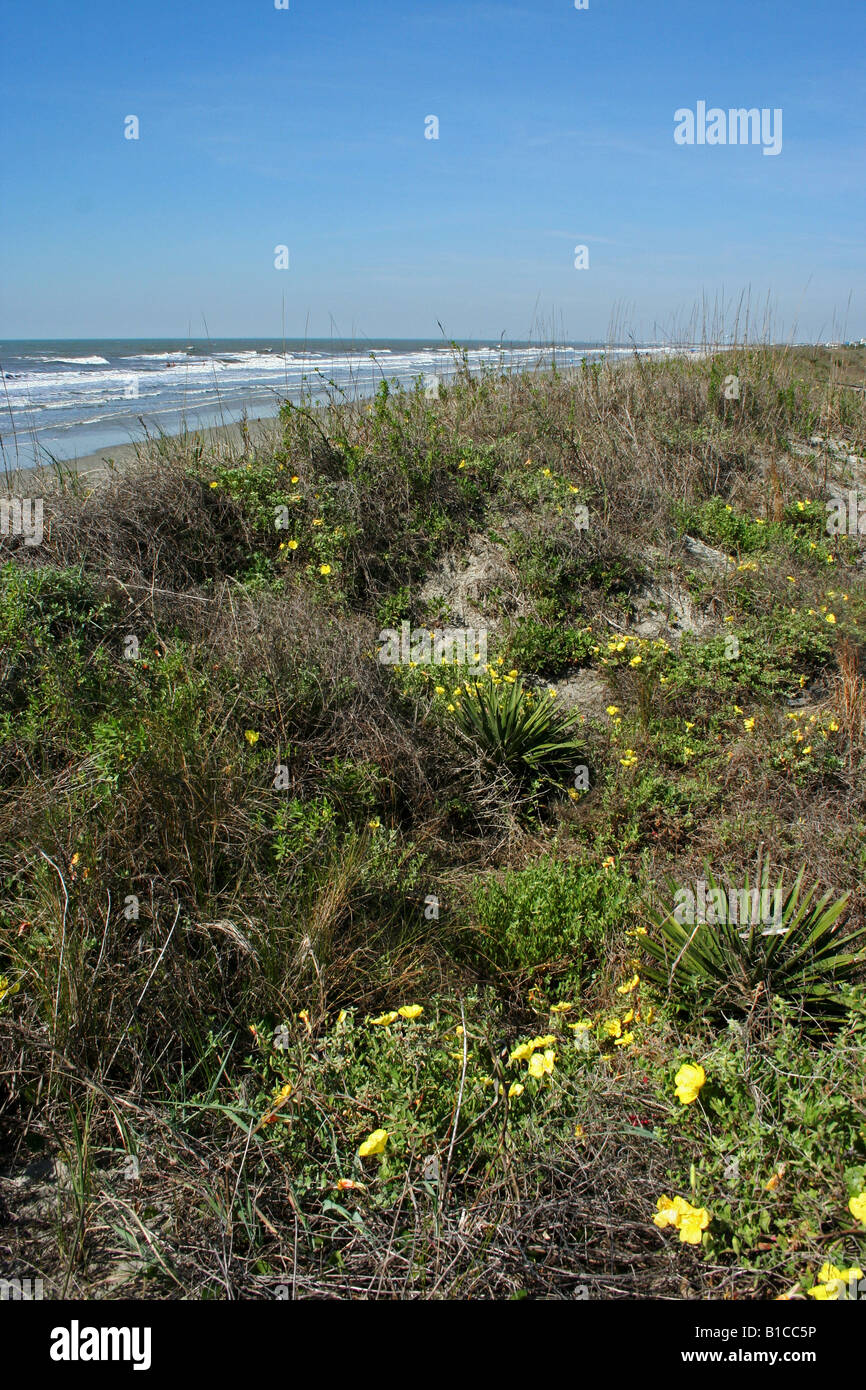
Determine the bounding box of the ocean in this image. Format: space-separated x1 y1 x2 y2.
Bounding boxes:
0 337 643 472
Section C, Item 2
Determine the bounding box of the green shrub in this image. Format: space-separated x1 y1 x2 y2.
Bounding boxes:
657 1001 866 1281
471 856 635 991
503 617 594 677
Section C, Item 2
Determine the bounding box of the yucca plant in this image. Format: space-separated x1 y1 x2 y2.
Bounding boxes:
454 674 582 781
641 857 864 1026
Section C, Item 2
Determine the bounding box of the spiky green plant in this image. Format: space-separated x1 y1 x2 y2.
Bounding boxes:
641 859 864 1025
454 673 582 781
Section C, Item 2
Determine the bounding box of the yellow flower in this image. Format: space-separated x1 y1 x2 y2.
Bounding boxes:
674 1063 706 1105
209 480 219 489
244 729 260 745
606 705 620 716
398 1005 423 1020
653 1195 710 1242
434 685 445 694
806 1262 864 1299
510 1033 556 1066
617 973 640 995
311 518 324 526
826 613 836 624
653 1195 684 1229
287 539 298 550
678 1207 711 1244
849 1193 866 1225
291 475 299 483
568 1019 593 1031
603 1018 622 1039
550 1002 573 1014
508 1082 524 1099
602 855 615 869
614 1031 634 1047
528 1048 556 1078
272 1082 293 1103
370 1011 399 1026
319 564 331 576
574 1124 585 1138
743 717 756 732
358 1129 389 1157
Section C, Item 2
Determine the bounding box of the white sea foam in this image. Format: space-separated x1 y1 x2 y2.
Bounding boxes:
23 354 111 365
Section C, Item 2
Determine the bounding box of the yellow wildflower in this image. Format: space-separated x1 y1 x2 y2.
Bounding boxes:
358 1129 389 1158
849 1193 866 1225
674 1063 706 1105
528 1048 556 1078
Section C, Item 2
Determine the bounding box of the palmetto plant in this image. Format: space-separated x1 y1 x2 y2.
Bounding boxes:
454 674 582 781
641 858 864 1025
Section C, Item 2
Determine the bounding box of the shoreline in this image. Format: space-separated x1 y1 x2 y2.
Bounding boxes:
0 413 286 492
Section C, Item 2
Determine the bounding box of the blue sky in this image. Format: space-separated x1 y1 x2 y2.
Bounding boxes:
2 0 864 341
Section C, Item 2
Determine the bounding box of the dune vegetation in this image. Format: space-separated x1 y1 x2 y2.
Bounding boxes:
1 344 865 1299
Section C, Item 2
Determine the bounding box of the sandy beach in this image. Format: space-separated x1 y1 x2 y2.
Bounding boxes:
1 413 286 492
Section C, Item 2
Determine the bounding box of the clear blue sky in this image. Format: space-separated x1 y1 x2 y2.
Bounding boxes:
2 0 863 341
